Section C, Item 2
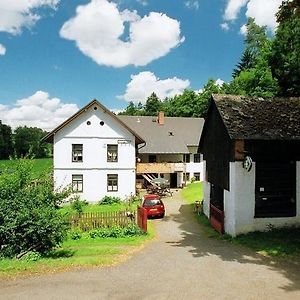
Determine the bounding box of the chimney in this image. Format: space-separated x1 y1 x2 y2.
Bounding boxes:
158 111 165 125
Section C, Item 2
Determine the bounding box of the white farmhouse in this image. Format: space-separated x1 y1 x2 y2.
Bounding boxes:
43 99 144 203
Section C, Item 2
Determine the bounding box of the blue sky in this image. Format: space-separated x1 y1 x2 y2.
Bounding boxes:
0 0 282 131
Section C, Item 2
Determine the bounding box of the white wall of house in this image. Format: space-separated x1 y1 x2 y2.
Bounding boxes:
203 161 300 236
53 105 136 202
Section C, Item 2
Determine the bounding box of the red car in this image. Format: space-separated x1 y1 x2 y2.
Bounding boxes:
142 194 165 218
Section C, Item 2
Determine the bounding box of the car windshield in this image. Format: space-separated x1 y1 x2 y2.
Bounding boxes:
143 199 162 207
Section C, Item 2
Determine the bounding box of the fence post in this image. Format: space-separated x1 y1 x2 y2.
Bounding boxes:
137 205 147 233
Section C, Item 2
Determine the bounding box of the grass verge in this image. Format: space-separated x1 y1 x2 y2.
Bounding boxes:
181 182 300 258
0 221 154 279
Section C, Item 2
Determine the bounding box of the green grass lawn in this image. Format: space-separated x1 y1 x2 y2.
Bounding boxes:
181 182 300 257
0 225 155 279
0 158 53 178
181 181 203 204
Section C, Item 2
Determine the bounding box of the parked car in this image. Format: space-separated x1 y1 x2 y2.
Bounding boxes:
142 194 165 218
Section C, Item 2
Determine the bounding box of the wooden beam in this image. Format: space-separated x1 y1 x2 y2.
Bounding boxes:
234 139 245 161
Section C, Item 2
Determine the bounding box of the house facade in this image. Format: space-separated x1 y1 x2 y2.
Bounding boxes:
43 100 144 203
200 94 300 236
119 113 204 188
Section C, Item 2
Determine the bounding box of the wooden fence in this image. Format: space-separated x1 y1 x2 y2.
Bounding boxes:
137 206 147 232
209 203 224 234
68 210 137 231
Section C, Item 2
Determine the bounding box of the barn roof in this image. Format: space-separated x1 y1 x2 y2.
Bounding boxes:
213 94 300 140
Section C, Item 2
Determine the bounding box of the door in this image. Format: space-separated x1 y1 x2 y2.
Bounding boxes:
170 173 177 188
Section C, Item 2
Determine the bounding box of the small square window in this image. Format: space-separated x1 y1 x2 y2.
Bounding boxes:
194 153 201 163
183 154 190 163
107 145 118 162
107 174 118 192
72 144 83 162
72 174 83 192
194 172 200 181
183 172 190 182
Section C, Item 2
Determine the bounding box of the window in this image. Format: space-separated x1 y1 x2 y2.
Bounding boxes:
194 153 201 163
183 154 190 163
72 174 83 192
183 172 190 182
72 144 83 162
194 172 200 181
149 155 157 163
107 145 118 162
107 174 118 192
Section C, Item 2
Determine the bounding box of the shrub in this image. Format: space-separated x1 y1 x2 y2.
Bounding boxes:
69 229 82 240
0 159 71 258
99 196 121 205
88 224 145 238
70 197 88 214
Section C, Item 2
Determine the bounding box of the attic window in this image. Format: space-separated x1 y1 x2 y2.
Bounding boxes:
87 121 91 125
94 107 97 110
169 132 174 136
100 121 104 126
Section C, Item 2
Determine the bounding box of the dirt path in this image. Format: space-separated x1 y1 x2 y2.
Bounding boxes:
1 191 300 299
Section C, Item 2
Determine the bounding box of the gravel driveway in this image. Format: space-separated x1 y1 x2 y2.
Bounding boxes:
1 190 300 300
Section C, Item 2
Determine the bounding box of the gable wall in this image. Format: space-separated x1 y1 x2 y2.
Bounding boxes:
201 102 231 190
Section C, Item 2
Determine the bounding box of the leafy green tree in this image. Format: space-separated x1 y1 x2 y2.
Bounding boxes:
144 92 162 116
227 18 278 97
270 0 300 96
14 126 48 158
0 159 71 258
118 101 142 116
0 122 13 159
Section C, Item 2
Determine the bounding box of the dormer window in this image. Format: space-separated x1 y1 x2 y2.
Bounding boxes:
72 144 83 162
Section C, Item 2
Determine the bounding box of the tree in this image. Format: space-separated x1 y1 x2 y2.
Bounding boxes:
14 126 48 158
144 92 162 116
118 101 141 116
0 159 71 258
270 0 300 96
232 48 255 78
227 18 278 97
0 122 13 159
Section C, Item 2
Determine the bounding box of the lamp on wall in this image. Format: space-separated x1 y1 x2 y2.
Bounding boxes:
242 156 253 172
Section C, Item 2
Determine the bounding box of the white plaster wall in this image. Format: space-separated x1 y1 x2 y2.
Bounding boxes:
53 104 136 202
228 161 300 236
225 162 256 236
202 180 210 218
54 169 136 203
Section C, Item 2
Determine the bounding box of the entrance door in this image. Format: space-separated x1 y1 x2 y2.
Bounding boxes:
170 173 177 188
255 161 296 218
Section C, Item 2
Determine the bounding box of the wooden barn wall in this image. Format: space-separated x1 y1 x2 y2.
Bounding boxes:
201 103 231 190
245 140 300 162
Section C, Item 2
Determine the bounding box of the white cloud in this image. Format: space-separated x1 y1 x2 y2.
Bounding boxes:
224 0 248 21
0 0 59 35
220 23 230 31
245 0 282 31
185 1 199 10
136 0 148 6
215 78 225 87
118 71 190 103
0 91 79 131
223 0 282 32
59 0 184 68
0 44 6 55
240 24 247 35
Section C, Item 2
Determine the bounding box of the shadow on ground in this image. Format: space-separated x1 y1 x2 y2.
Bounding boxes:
165 203 300 292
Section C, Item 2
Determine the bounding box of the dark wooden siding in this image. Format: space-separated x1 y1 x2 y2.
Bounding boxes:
255 161 296 217
200 102 231 190
245 140 300 162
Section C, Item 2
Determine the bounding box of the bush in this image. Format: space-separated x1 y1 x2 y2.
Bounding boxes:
88 224 144 238
99 196 121 205
70 197 88 214
0 159 71 258
69 229 82 240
